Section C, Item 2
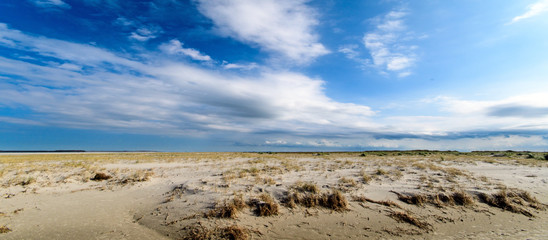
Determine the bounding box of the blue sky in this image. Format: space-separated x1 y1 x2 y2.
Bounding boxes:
1 0 548 151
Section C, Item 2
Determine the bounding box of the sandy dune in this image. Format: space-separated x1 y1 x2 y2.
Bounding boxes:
1 152 547 239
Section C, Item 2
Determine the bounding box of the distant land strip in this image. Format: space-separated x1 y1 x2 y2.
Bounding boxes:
0 150 157 153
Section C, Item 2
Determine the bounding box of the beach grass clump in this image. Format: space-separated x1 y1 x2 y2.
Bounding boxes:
352 195 400 208
126 169 153 182
207 195 247 219
451 191 474 206
339 177 357 187
182 224 212 240
238 167 261 178
360 170 372 184
293 181 319 194
389 211 431 230
283 191 300 208
283 190 348 211
0 225 11 234
477 190 537 217
221 170 236 182
430 193 454 207
391 191 427 207
392 191 474 208
218 225 249 240
182 224 249 240
324 190 348 211
390 169 404 180
254 176 276 185
248 193 279 217
376 168 388 176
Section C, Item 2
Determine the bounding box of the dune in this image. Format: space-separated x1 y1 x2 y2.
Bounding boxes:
1 151 547 239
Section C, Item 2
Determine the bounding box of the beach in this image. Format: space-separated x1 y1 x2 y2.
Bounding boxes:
1 152 547 239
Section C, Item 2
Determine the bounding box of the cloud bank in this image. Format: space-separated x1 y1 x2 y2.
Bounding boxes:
0 23 373 137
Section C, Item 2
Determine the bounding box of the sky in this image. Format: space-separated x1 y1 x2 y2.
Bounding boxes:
1 0 548 152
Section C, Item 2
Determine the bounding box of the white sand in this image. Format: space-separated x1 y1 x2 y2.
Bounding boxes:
1 152 547 239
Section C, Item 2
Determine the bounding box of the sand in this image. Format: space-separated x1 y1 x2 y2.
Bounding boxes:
1 151 547 239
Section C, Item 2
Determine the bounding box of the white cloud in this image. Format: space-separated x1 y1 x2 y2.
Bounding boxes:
160 39 212 61
129 26 162 42
511 0 548 23
30 0 70 9
113 17 134 27
362 10 417 77
222 61 258 70
196 0 329 64
397 71 411 78
58 63 82 71
338 45 360 59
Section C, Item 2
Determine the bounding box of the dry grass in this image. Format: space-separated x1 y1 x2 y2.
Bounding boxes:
293 182 319 194
352 195 400 208
283 190 348 211
339 177 357 187
360 170 372 184
254 176 276 185
392 191 474 207
430 193 455 207
0 225 11 234
376 168 388 176
451 191 474 206
248 193 279 217
206 196 246 219
182 224 249 240
391 191 427 207
324 190 348 211
389 169 404 180
389 211 431 230
476 190 542 217
218 225 249 240
221 170 236 182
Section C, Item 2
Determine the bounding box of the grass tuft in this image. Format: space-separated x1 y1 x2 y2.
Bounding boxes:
389 211 431 230
293 182 319 193
451 191 474 206
352 195 400 208
392 190 474 208
206 196 246 219
376 168 388 175
477 190 536 217
391 191 426 207
324 190 348 211
182 224 249 240
248 193 279 216
0 225 11 234
283 190 348 211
